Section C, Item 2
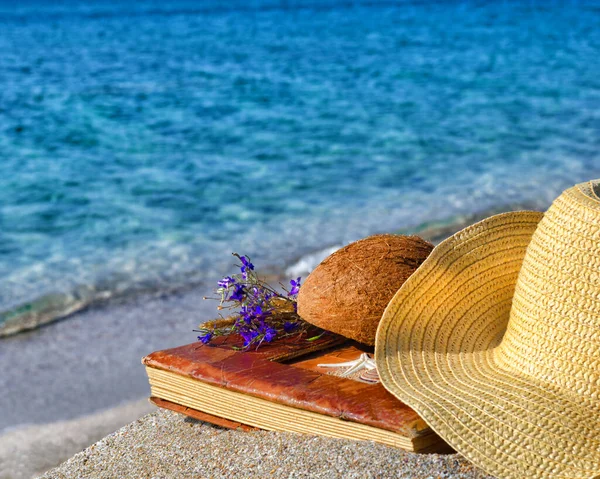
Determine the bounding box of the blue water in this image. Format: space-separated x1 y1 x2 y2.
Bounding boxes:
1 0 600 330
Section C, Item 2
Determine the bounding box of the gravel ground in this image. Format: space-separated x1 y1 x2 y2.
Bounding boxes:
40 409 495 479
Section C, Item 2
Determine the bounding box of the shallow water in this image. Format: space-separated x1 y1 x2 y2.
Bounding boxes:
1 0 600 333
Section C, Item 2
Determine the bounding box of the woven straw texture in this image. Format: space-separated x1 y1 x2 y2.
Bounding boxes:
376 181 600 479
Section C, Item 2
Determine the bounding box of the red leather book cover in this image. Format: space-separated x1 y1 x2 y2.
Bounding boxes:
143 330 431 440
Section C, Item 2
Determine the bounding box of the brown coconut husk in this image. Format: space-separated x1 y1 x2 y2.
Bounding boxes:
297 234 433 345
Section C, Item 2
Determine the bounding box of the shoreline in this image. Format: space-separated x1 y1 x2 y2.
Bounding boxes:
0 198 543 339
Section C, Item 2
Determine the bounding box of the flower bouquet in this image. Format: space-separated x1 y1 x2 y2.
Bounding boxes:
196 253 322 350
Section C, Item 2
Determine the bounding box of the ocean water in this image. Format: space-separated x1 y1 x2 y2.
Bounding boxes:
1 0 600 333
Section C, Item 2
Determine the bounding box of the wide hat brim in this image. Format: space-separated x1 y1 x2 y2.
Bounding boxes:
375 210 600 479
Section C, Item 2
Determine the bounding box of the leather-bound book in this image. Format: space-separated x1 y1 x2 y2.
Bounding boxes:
143 328 447 453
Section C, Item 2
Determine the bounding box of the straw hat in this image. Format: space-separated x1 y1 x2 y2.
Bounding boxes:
375 180 600 479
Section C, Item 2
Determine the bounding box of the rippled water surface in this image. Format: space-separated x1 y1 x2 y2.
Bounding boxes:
1 0 599 329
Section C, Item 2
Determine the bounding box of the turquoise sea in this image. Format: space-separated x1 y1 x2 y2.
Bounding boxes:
1 0 600 334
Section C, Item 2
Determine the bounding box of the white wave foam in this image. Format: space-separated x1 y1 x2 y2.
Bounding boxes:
285 245 343 279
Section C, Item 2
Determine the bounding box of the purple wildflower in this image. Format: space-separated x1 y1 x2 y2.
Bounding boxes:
264 327 277 342
230 284 245 301
240 329 259 348
240 255 254 279
240 304 265 324
240 305 253 324
218 276 236 289
289 277 301 296
256 316 267 330
203 253 308 351
283 321 299 333
197 331 213 344
240 256 254 270
251 286 261 298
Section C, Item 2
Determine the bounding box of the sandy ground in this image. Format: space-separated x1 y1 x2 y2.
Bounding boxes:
39 409 495 479
0 399 154 479
0 288 215 479
0 288 216 433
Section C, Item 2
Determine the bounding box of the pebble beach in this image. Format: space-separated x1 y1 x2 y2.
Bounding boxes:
40 409 495 479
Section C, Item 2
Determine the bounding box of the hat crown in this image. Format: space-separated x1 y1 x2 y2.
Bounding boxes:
497 181 600 401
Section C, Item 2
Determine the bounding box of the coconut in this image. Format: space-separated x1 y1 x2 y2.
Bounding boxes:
297 234 433 345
